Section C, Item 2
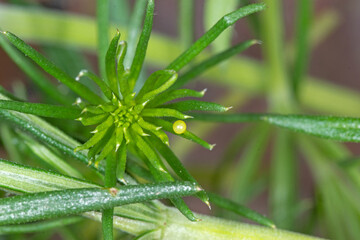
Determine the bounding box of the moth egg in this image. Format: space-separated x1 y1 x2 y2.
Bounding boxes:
173 120 186 134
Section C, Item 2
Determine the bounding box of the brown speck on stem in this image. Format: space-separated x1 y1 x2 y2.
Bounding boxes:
109 187 118 196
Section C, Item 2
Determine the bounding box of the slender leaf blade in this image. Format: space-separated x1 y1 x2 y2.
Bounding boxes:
167 3 266 71
0 100 81 119
163 100 229 112
0 35 71 105
2 31 104 105
129 0 154 91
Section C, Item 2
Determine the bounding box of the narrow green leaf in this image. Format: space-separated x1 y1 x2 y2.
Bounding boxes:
3 31 104 105
147 89 205 108
76 128 108 153
124 0 148 68
0 86 24 102
126 158 154 182
106 31 121 95
116 141 127 183
97 0 110 80
0 158 98 193
133 150 198 222
163 100 230 112
262 114 360 142
142 108 192 119
76 70 113 101
0 181 200 225
147 118 214 150
208 192 275 228
22 134 83 179
131 132 166 173
0 100 81 119
192 113 360 143
95 133 116 164
137 70 176 100
138 71 178 104
172 39 260 89
150 136 209 205
131 122 149 137
204 0 238 53
78 113 108 126
128 0 154 91
190 113 264 122
167 3 266 71
149 129 169 146
0 217 82 234
231 124 270 202
0 34 71 105
94 115 114 132
117 41 129 96
211 126 254 192
0 124 23 163
137 117 160 131
292 0 312 99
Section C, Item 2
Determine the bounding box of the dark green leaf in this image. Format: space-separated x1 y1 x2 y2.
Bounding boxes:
105 31 121 94
0 35 71 105
142 108 192 119
262 115 360 142
137 70 176 100
190 113 264 122
231 124 270 202
163 100 229 112
2 31 104 105
0 100 81 119
0 181 200 225
132 144 198 221
132 132 167 173
147 89 205 108
149 136 209 206
124 0 148 68
167 3 266 71
192 113 360 142
292 0 312 98
128 0 154 91
76 70 113 101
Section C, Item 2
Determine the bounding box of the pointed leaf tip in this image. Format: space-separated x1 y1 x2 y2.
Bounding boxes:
209 144 216 150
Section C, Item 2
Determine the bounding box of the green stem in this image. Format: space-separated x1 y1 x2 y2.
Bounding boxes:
162 208 325 240
102 150 118 240
179 0 194 48
261 0 293 112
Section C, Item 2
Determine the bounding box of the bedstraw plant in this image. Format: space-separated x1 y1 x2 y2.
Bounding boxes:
0 0 359 239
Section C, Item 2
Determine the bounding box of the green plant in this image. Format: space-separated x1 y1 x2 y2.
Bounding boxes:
0 0 359 239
